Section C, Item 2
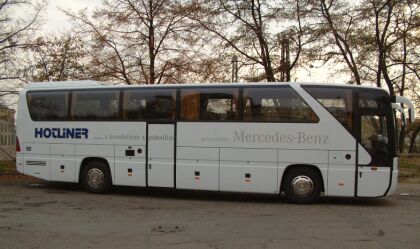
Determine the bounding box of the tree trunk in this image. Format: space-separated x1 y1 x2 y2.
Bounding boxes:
265 63 275 82
408 126 420 153
376 55 382 87
148 0 155 84
399 125 406 153
149 27 155 85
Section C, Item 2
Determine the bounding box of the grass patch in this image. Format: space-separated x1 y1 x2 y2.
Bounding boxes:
0 161 16 174
400 156 420 169
399 154 420 183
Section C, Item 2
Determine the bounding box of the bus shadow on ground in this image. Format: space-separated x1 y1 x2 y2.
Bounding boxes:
34 181 393 206
319 196 394 206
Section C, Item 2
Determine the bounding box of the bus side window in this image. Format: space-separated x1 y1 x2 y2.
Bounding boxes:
201 93 238 121
243 87 318 123
180 92 200 120
145 96 175 120
122 89 176 121
123 95 146 120
27 91 69 121
71 90 120 120
303 86 354 133
180 88 239 121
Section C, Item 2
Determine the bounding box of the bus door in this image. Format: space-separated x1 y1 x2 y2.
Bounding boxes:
356 110 393 197
147 123 175 188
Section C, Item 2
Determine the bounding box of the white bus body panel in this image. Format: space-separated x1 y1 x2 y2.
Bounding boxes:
16 155 24 174
50 144 76 182
357 166 391 197
114 145 146 187
220 148 277 193
357 144 371 165
387 157 399 196
278 150 328 164
147 124 174 188
113 122 146 187
176 147 219 190
328 151 355 197
23 143 50 180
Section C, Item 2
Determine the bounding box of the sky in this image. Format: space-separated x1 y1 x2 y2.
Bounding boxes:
42 0 101 33
1 1 101 108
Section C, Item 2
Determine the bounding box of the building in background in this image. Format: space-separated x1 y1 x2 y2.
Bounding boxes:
0 105 16 160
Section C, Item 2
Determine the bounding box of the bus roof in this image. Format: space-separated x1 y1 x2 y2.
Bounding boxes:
25 80 103 89
23 80 386 92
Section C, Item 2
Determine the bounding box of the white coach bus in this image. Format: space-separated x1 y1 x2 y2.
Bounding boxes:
15 81 415 203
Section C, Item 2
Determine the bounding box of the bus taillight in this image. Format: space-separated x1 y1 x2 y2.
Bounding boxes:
16 136 21 152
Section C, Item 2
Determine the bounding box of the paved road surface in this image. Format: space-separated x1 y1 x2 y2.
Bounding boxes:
1 182 419 249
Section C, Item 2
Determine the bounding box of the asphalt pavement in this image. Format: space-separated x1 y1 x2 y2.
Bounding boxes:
1 182 419 249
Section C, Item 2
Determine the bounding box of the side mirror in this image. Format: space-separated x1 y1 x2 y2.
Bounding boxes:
392 103 407 126
393 96 415 123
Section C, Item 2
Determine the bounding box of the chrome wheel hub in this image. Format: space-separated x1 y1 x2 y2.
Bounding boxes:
291 175 313 197
87 168 104 188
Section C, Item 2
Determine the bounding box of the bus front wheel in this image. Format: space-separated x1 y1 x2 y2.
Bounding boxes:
283 167 322 204
81 161 112 194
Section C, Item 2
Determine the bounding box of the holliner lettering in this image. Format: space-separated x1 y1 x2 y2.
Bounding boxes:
35 128 89 139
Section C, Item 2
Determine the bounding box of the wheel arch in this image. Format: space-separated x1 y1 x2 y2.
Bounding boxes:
78 157 112 184
280 164 325 192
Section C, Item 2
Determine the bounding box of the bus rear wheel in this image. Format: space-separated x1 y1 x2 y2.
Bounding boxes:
81 161 112 194
283 167 322 204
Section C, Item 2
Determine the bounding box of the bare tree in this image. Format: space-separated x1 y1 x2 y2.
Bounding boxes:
64 0 201 85
24 32 89 82
369 0 397 94
313 0 366 85
367 0 418 94
0 0 43 80
190 0 281 82
0 0 44 105
246 0 317 82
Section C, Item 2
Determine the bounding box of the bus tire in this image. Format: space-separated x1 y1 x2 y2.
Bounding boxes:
81 161 112 194
283 167 321 204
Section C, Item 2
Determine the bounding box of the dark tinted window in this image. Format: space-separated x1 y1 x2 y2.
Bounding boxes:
361 115 389 165
28 91 69 120
71 90 120 120
180 88 239 121
303 86 354 133
243 87 318 123
122 89 176 121
359 91 388 109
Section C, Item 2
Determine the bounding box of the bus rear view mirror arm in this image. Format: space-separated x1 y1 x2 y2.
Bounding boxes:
392 96 415 123
392 103 406 126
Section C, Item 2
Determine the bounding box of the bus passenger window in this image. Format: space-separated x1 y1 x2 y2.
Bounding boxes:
243 87 318 123
71 90 120 120
122 89 176 121
27 91 69 121
180 88 239 121
303 86 354 134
